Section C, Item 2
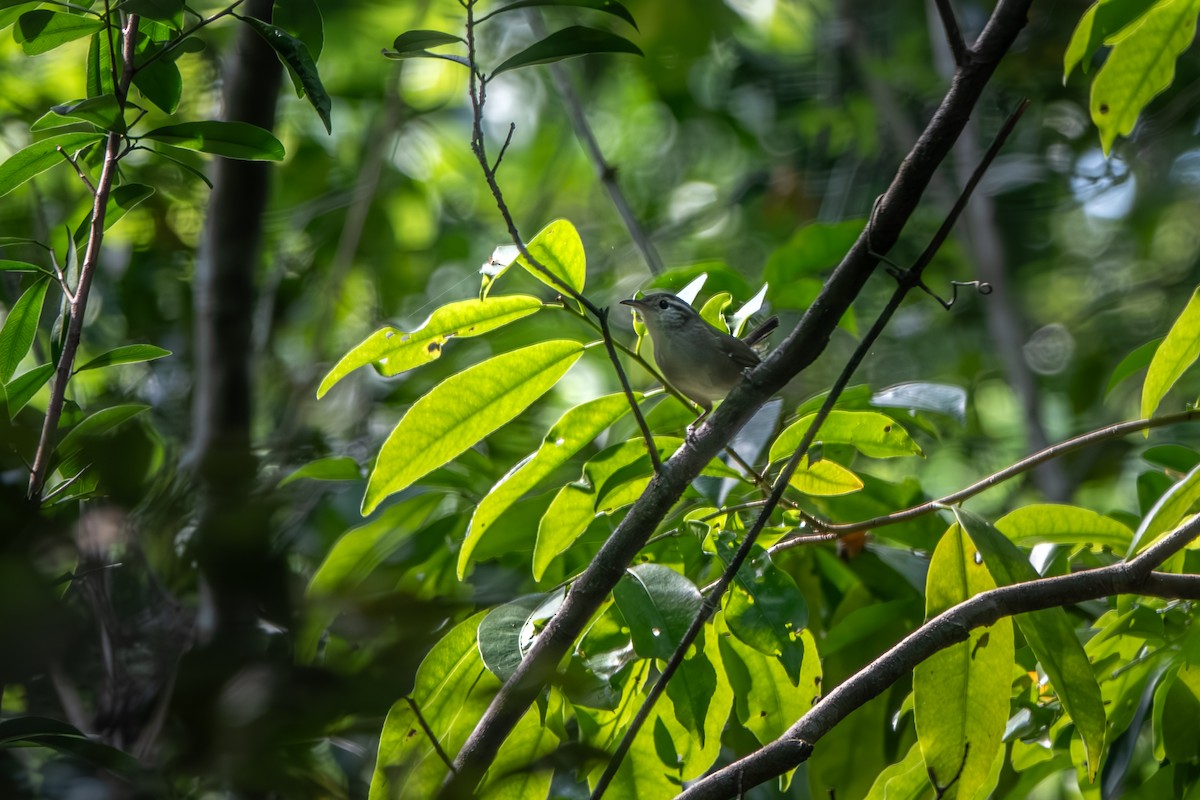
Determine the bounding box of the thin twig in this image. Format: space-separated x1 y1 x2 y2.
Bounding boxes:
28 13 139 499
491 122 515 174
933 0 969 67
134 0 247 76
769 407 1200 553
588 101 1028 799
56 147 97 194
406 696 457 773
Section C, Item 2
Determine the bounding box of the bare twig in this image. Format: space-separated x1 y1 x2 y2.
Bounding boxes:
933 0 968 67
769 408 1200 553
134 0 247 76
56 146 97 194
406 696 457 773
28 13 140 499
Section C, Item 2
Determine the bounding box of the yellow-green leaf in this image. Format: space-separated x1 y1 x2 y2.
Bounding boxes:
771 410 923 462
317 295 543 398
997 504 1133 551
362 340 583 514
788 456 863 496
1141 285 1200 420
514 219 586 297
1128 461 1200 556
914 524 1013 800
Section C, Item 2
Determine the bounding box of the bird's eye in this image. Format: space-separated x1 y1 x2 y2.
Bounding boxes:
658 299 669 310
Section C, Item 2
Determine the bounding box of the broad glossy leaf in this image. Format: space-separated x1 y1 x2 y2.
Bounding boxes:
0 276 50 383
363 340 584 514
72 184 156 247
241 17 332 133
274 0 324 62
712 529 807 682
478 593 546 682
0 132 106 197
142 121 285 161
460 391 635 579
653 626 733 781
15 10 103 55
132 52 182 114
74 344 170 373
36 95 124 133
1090 0 1200 155
770 410 923 462
996 504 1133 550
663 643 717 746
612 563 701 661
483 0 637 29
863 741 930 800
369 612 498 799
1142 286 1200 420
871 381 967 424
1128 461 1200 556
54 404 150 478
533 483 596 579
279 456 361 487
86 32 114 99
955 509 1106 780
914 524 1013 800
492 26 642 76
317 295 543 399
4 362 53 418
390 29 464 55
1063 0 1153 80
698 292 731 332
788 456 863 496
477 704 559 799
514 219 586 297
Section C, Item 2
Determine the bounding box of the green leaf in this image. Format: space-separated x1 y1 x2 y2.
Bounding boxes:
389 29 464 56
142 121 285 161
955 509 1106 780
278 455 361 487
274 0 324 62
764 220 863 309
478 593 548 682
14 10 104 55
788 456 863 496
770 410 923 462
240 16 332 133
712 529 807 682
0 277 50 383
299 494 442 661
1064 0 1156 80
863 741 930 800
132 52 182 114
54 404 150 478
513 219 587 298
35 95 125 133
362 340 584 514
653 625 733 781
913 524 1013 800
317 295 544 399
74 344 170 373
0 260 50 275
1142 286 1200 420
476 704 560 799
483 0 637 28
0 132 106 197
1107 337 1161 397
1090 0 1200 155
612 563 701 661
369 612 498 800
86 32 115 99
1128 461 1200 556
996 504 1133 550
663 631 717 746
461 392 636 579
73 184 156 247
492 26 642 76
4 362 53 419
122 0 185 27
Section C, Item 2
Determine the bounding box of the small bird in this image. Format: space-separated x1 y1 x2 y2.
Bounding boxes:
621 292 778 425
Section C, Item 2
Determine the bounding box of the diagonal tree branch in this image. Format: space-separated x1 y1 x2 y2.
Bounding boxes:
677 515 1200 799
441 0 1036 794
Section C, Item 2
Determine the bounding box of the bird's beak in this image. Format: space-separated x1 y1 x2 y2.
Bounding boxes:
620 298 642 308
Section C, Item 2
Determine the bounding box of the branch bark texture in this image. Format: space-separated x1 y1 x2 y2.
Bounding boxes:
443 0 1036 793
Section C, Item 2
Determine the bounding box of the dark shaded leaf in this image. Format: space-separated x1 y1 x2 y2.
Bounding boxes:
492 26 641 76
74 344 171 373
15 10 104 55
240 16 332 133
142 121 285 161
482 0 637 30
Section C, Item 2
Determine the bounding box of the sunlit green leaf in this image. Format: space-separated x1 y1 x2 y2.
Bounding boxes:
0 132 106 197
14 10 103 55
996 504 1133 550
317 295 544 399
612 563 701 661
1063 0 1155 80
788 456 863 496
74 344 170 374
4 362 53 419
1142 286 1200 420
0 276 50 383
279 456 361 487
1128 461 1200 556
34 95 125 133
477 703 560 799
863 741 930 800
363 340 584 514
513 219 587 298
461 391 635 579
0 260 49 275
478 593 547 682
770 410 923 462
1090 0 1200 155
914 524 1012 800
955 509 1106 780
492 26 642 76
142 121 285 161
1106 337 1161 397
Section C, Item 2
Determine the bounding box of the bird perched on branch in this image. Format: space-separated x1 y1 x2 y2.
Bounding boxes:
621 292 778 425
